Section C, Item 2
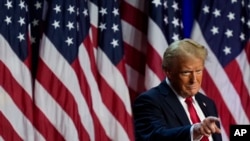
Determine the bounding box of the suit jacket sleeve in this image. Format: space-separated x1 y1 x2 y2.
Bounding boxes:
133 89 192 141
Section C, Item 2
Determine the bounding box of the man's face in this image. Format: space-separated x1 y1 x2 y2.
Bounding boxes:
167 56 204 98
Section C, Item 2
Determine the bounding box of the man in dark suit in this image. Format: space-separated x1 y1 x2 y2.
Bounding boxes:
133 39 222 141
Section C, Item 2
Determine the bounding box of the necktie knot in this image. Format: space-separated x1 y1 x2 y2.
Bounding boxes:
185 97 193 104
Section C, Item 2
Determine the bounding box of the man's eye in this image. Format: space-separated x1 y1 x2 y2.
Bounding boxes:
181 72 190 76
196 70 202 74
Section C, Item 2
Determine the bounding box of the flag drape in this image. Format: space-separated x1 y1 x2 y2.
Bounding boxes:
1 0 249 141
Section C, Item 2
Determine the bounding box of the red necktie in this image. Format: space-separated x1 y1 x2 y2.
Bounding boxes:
185 97 209 141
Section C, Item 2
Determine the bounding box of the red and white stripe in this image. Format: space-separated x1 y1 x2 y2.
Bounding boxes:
89 2 134 141
192 21 250 141
34 6 135 139
121 0 166 99
34 35 94 141
0 33 44 141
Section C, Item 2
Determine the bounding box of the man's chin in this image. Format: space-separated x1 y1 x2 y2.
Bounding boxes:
185 91 199 97
180 92 197 98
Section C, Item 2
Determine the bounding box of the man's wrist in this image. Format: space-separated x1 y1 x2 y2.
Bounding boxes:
192 123 203 140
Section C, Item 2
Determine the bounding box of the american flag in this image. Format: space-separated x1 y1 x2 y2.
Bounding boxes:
88 0 134 140
1 0 250 141
34 0 133 140
192 0 250 140
0 0 37 140
1 0 134 140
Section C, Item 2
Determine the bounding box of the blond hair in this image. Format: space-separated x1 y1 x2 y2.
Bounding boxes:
162 38 208 71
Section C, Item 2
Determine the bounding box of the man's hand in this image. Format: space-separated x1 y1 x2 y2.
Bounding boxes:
193 116 221 139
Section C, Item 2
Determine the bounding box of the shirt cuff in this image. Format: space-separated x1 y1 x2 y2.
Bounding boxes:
190 124 203 141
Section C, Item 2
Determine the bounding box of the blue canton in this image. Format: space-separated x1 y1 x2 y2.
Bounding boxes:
0 0 30 61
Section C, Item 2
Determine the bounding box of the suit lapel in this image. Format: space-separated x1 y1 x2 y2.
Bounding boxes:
159 81 191 125
166 95 191 125
195 95 209 117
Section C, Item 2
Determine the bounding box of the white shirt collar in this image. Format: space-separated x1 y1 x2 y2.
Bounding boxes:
165 78 195 102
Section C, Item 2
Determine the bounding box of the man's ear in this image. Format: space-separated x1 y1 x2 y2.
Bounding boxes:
164 70 171 78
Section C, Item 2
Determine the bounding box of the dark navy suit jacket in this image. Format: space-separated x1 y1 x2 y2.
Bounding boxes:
133 80 222 141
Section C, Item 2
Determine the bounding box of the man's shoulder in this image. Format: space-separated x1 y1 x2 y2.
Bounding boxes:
137 87 160 99
135 84 168 102
196 92 216 104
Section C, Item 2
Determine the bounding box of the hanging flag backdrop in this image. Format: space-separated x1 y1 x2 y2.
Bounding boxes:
0 0 249 141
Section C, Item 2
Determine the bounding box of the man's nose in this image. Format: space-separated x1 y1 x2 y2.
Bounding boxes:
190 72 197 83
